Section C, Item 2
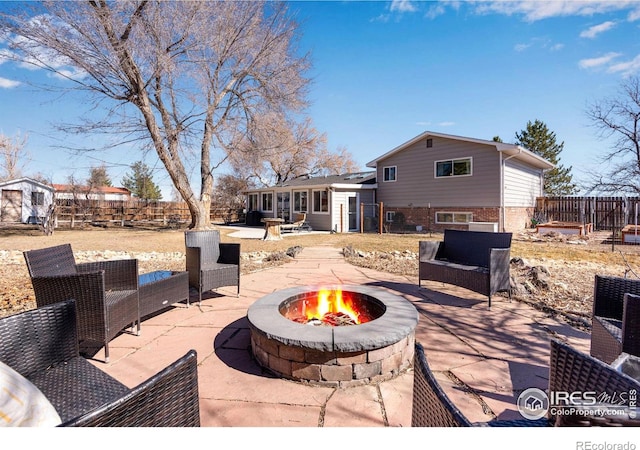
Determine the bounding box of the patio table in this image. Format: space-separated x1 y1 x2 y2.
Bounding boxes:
611 352 640 382
261 218 284 241
139 270 190 318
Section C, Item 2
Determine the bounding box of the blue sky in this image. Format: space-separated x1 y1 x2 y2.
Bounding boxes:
1 1 640 198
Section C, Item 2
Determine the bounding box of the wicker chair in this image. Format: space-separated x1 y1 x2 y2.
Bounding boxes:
23 243 139 363
590 275 640 364
185 230 240 303
549 338 640 426
622 293 640 358
412 343 549 427
0 300 200 426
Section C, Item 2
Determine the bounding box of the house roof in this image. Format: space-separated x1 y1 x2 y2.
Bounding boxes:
247 171 377 192
0 177 54 191
365 131 555 170
52 184 131 195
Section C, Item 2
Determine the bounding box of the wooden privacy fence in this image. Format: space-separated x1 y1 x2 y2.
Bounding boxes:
535 196 640 231
54 199 244 226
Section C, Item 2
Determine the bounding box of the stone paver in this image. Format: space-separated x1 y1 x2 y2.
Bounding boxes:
94 245 591 427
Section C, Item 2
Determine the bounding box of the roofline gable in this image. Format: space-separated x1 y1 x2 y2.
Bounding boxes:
0 177 55 191
366 131 554 170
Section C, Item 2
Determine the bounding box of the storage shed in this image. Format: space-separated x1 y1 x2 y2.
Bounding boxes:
0 177 55 224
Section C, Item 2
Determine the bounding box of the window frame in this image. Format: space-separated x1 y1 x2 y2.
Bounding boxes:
247 193 259 211
435 211 473 224
293 190 308 213
312 189 329 214
261 192 273 212
31 191 44 206
383 165 397 182
434 157 473 178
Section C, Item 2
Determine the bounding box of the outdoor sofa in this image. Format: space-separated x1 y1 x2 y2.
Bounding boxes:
0 299 200 427
418 229 512 308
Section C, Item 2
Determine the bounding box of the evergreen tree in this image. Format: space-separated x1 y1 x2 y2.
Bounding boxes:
122 161 162 201
87 164 112 187
515 120 577 196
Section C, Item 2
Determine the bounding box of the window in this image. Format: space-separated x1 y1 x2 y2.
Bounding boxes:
247 193 258 211
435 212 473 224
426 138 433 148
385 211 395 222
435 158 472 178
31 191 44 206
383 166 397 182
312 190 328 213
261 192 273 212
293 191 308 213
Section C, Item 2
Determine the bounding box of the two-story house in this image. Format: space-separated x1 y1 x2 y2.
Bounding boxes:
247 131 554 232
366 131 554 232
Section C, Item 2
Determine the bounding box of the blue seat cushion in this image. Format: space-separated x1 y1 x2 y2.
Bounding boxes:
139 271 174 286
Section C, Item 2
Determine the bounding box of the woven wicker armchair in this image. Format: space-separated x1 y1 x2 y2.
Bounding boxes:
0 300 200 426
413 340 640 427
590 275 640 364
549 338 640 426
412 343 549 427
622 293 640 357
23 243 139 363
185 230 240 303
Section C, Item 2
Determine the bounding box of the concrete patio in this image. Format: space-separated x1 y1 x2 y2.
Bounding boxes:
90 244 592 428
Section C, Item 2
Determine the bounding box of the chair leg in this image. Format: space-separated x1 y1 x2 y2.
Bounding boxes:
104 343 110 364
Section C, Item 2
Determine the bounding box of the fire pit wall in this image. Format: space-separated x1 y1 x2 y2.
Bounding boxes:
247 285 419 388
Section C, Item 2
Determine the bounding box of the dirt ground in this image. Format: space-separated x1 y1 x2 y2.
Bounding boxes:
2 223 640 330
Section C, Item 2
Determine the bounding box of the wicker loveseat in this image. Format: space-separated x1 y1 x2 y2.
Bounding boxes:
590 275 640 364
0 300 200 427
418 229 512 308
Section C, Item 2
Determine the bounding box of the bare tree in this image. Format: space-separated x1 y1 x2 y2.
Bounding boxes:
0 131 29 181
213 174 248 225
585 76 640 194
1 1 310 228
230 113 359 187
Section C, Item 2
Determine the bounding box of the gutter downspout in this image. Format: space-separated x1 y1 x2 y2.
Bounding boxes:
500 147 522 232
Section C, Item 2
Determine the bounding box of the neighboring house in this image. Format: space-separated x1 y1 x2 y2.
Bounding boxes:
245 172 377 232
0 177 55 224
366 131 555 232
53 184 132 201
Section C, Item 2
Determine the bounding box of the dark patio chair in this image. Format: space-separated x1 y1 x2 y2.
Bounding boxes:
0 300 200 426
185 229 240 303
549 338 640 426
590 275 640 364
411 343 549 427
23 243 139 363
622 293 640 358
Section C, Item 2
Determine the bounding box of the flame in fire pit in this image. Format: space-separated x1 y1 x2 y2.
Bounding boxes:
295 288 368 326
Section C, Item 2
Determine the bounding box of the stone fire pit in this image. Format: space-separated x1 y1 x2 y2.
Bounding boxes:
247 285 418 387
